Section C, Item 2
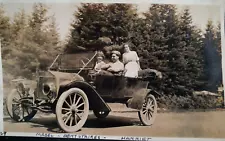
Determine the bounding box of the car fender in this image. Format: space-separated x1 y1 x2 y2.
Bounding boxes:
126 88 159 110
58 81 111 113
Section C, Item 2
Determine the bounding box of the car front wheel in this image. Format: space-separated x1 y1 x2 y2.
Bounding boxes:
56 88 89 133
6 89 37 122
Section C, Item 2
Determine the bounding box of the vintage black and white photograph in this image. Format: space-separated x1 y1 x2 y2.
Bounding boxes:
1 1 224 139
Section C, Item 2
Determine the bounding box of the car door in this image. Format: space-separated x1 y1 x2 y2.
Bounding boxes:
94 74 114 97
110 76 127 98
112 77 149 98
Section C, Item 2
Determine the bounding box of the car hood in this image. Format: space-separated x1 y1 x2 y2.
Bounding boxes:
48 71 84 86
49 71 83 80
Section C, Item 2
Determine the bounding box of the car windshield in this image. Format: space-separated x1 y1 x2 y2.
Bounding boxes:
58 52 97 70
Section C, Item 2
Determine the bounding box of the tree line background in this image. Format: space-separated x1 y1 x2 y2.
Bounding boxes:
0 3 223 109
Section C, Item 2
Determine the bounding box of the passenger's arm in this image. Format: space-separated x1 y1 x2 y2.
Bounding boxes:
101 63 110 70
108 64 124 73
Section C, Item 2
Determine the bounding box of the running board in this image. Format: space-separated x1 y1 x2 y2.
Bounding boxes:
31 106 53 113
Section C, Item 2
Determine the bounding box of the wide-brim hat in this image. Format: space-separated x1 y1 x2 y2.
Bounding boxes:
111 50 121 57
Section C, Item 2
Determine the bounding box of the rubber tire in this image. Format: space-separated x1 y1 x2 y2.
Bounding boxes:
6 89 37 122
56 88 89 133
93 110 109 118
138 94 157 126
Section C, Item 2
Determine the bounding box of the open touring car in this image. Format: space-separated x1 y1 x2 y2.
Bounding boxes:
6 51 162 133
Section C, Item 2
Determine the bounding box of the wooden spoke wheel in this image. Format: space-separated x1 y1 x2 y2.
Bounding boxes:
56 88 89 133
6 89 37 122
93 110 109 119
138 94 157 126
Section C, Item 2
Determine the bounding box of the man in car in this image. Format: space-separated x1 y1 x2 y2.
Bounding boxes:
101 50 124 75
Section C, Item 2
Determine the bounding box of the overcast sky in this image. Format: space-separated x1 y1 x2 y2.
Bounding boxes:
1 2 222 41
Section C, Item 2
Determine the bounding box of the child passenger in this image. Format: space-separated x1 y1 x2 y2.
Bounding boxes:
94 51 106 72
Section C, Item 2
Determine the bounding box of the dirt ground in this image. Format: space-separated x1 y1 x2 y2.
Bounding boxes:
3 103 225 139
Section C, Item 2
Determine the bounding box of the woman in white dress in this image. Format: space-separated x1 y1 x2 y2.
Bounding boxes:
122 44 141 78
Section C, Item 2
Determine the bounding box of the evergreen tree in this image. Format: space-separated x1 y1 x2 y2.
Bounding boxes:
178 8 206 92
3 3 61 79
65 3 138 53
107 4 138 45
11 8 27 38
214 22 223 89
215 22 221 56
66 3 108 52
138 4 183 95
28 3 49 45
39 14 61 70
131 5 206 96
203 20 222 92
0 4 11 59
46 15 60 47
132 4 168 71
159 5 190 95
2 7 36 78
5 8 27 60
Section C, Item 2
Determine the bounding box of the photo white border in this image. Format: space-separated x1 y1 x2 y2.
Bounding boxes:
0 0 225 140
221 1 225 108
3 132 225 141
0 0 223 5
0 39 3 133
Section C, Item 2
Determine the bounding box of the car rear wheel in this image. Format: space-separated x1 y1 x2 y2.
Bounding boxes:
6 89 37 122
138 94 157 126
56 88 89 133
93 110 109 118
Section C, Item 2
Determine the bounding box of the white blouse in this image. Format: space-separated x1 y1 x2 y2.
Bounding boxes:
122 51 140 78
122 51 139 65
